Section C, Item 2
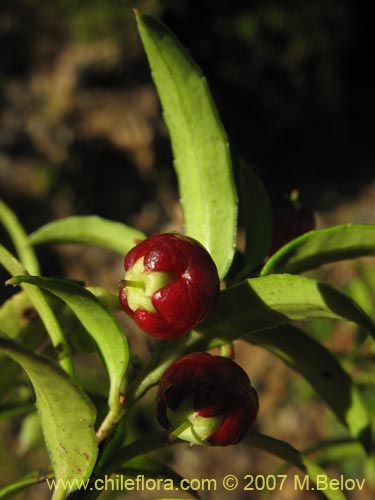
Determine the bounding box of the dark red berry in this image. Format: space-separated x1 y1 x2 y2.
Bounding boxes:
119 233 220 339
156 352 259 446
269 195 316 255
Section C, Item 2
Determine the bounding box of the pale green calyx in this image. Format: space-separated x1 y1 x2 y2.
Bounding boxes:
167 397 223 446
124 257 175 312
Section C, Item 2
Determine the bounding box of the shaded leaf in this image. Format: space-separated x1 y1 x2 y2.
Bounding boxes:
0 198 40 275
8 275 129 440
247 433 347 500
0 403 35 422
238 162 272 277
0 245 74 376
135 11 237 279
0 291 46 400
0 335 97 493
194 274 375 345
261 224 375 276
246 325 371 451
305 439 366 468
0 470 53 500
18 412 44 454
29 216 144 255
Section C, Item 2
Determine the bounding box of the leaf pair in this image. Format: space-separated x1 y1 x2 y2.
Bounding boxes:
1 198 131 495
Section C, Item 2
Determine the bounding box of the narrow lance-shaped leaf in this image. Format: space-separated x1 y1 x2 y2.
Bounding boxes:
29 215 145 255
0 290 46 400
0 198 40 275
0 470 53 500
0 244 74 376
0 335 98 496
246 433 347 500
237 162 273 278
135 11 238 279
246 325 371 452
305 438 366 468
261 224 375 276
8 275 129 442
194 274 375 344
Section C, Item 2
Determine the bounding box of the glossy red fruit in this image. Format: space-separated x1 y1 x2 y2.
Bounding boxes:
119 233 220 339
157 352 259 446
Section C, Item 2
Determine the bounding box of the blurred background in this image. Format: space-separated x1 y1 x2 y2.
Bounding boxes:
0 0 374 499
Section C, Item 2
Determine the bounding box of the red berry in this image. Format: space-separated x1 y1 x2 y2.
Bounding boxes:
157 352 259 446
119 233 220 339
269 196 316 255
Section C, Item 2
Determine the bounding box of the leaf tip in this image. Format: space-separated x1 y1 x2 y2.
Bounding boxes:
5 277 18 287
133 8 142 17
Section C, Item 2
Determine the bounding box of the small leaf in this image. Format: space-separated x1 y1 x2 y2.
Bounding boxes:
305 439 366 468
0 198 40 275
0 245 74 376
246 325 371 451
0 403 35 422
247 433 347 500
8 275 129 440
29 215 145 255
261 224 375 276
0 335 98 493
0 291 46 400
194 274 375 344
17 412 44 454
135 11 238 279
237 162 273 277
0 288 44 341
0 470 53 500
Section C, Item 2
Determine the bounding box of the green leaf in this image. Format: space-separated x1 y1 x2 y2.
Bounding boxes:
194 274 375 344
261 224 375 276
79 432 174 500
247 433 347 500
237 162 272 277
0 335 98 495
246 325 371 451
29 215 145 255
305 438 366 468
0 290 47 399
135 11 238 279
0 198 40 275
18 412 44 454
0 470 53 500
0 403 35 422
8 275 129 441
0 245 74 376
0 289 43 341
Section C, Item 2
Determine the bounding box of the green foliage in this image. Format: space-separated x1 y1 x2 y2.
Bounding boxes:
246 433 347 500
30 216 145 255
0 8 374 500
261 224 375 276
135 11 238 279
247 326 371 451
0 336 98 495
7 275 129 443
